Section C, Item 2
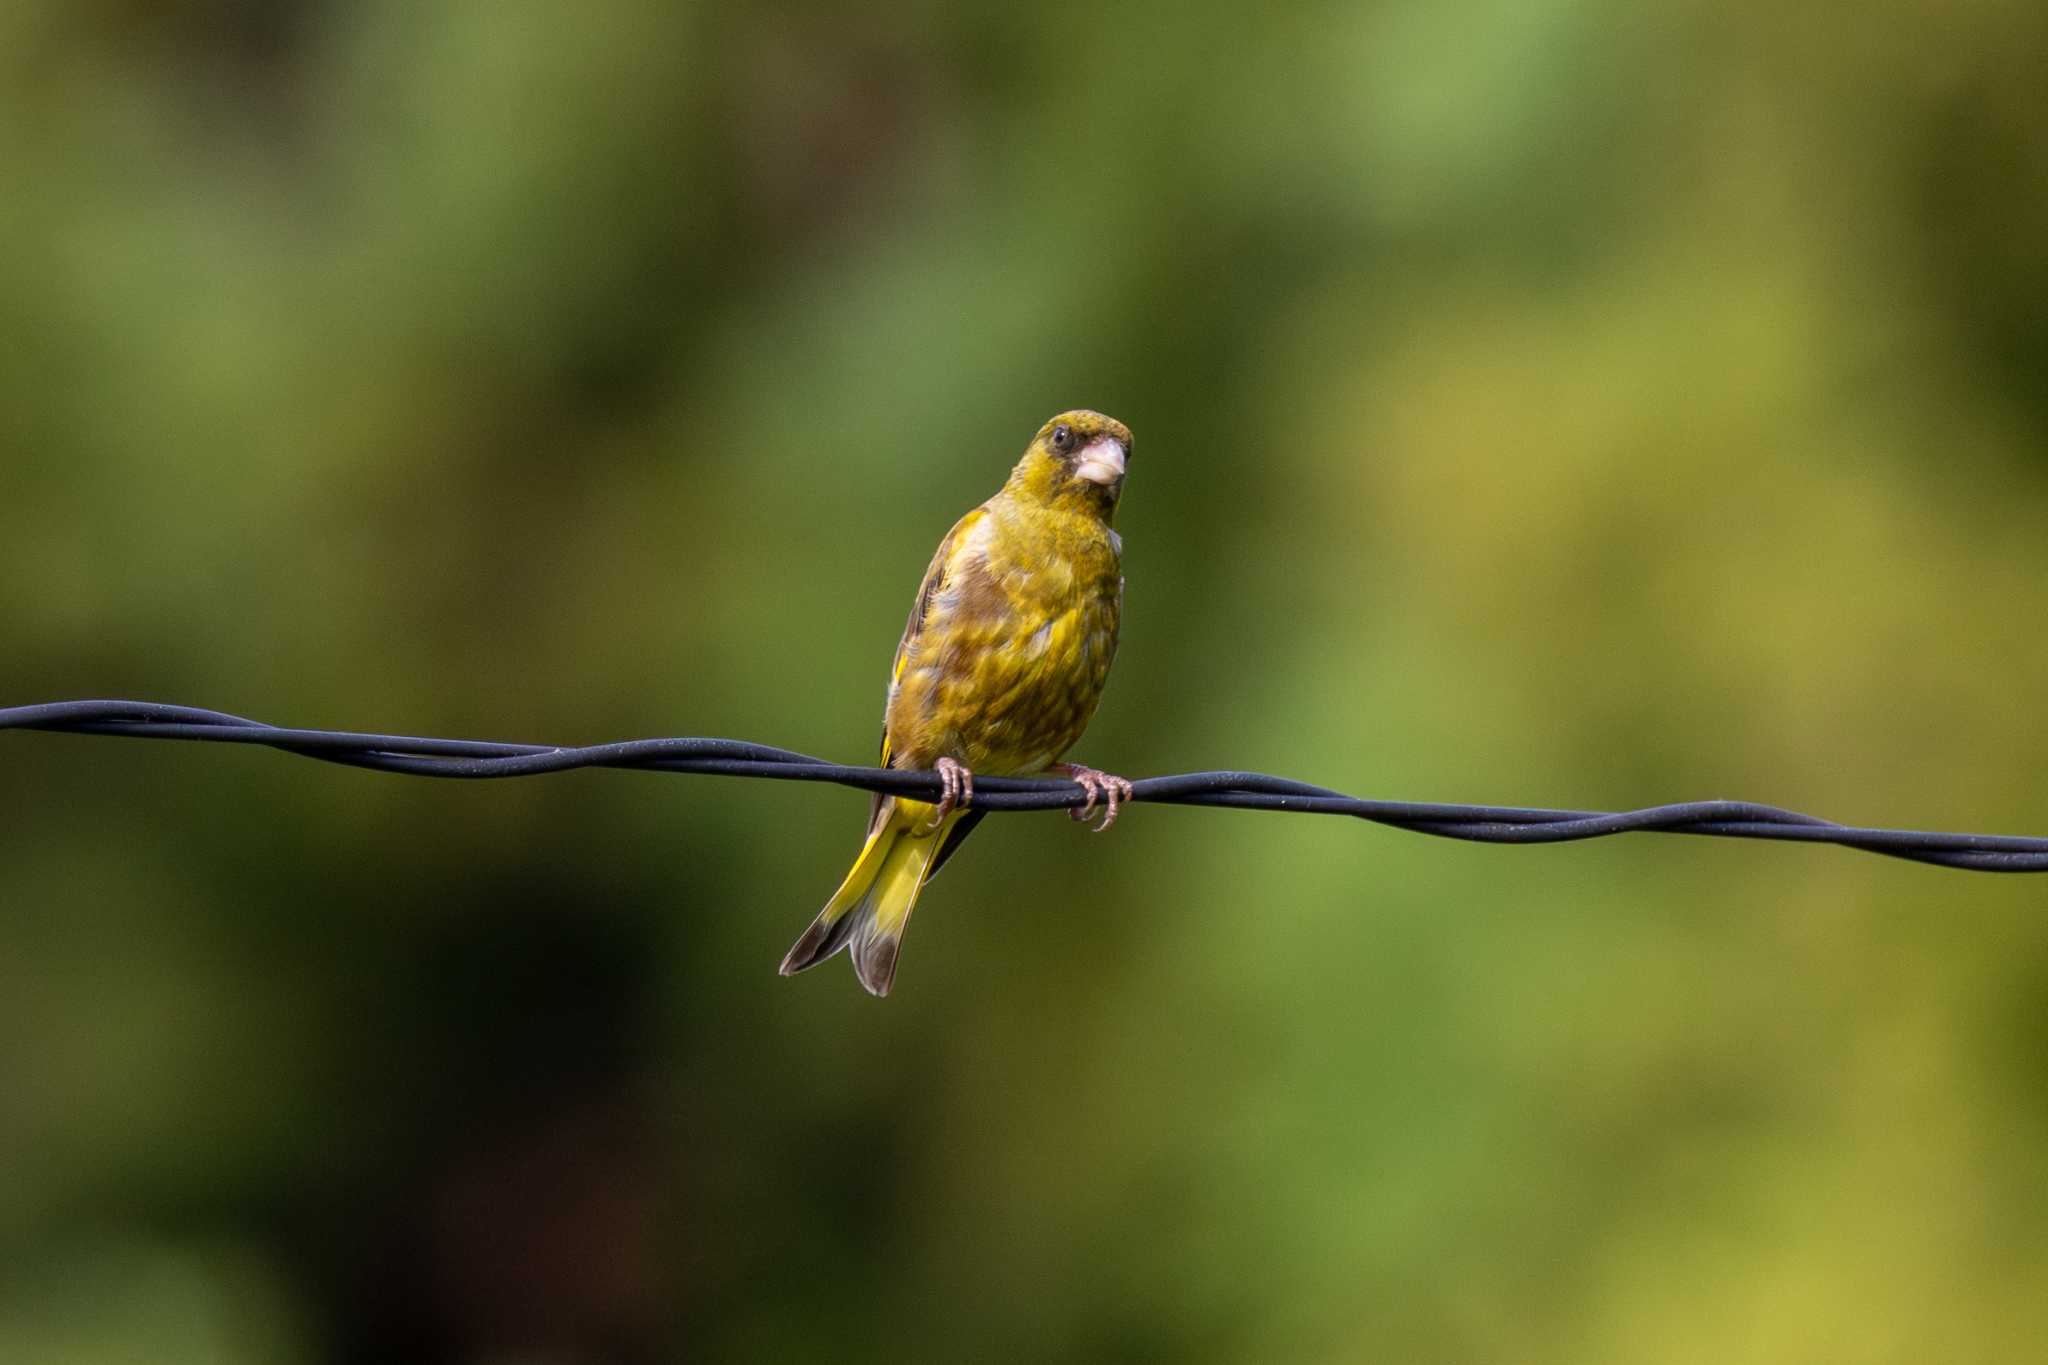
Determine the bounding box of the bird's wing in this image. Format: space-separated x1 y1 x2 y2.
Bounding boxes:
865 506 990 841
878 505 987 769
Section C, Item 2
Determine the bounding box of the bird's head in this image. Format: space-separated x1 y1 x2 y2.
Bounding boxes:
1006 410 1134 519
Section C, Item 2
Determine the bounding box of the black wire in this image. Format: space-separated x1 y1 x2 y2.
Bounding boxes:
5 699 2045 872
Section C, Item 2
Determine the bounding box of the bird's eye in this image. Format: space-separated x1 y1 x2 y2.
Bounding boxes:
1051 424 1074 452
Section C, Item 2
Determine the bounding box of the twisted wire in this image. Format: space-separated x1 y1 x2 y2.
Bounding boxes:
4 699 2045 872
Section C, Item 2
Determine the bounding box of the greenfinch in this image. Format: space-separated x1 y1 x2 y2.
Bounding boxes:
779 410 1136 996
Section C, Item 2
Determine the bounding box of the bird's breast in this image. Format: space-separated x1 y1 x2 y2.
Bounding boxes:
892 506 1122 774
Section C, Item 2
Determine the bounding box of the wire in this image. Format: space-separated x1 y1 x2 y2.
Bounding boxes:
4 699 2045 872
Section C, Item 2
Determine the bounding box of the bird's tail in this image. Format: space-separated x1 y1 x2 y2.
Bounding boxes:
779 797 960 997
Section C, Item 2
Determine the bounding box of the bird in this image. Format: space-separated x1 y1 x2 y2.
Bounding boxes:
779 410 1136 996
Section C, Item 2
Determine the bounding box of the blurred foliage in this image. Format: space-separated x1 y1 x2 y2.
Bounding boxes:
4 1 2047 1361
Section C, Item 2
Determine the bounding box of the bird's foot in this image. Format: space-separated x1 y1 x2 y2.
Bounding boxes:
926 756 974 830
1052 762 1135 832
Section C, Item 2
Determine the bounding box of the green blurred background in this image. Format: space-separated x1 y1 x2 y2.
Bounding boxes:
4 1 2047 1361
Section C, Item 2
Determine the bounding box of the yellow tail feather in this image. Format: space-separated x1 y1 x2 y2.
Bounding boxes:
779 799 964 997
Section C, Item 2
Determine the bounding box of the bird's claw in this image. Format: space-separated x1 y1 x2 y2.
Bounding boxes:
1055 763 1135 832
927 756 974 830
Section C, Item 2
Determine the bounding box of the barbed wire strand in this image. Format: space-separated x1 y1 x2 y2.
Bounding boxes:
4 700 2045 873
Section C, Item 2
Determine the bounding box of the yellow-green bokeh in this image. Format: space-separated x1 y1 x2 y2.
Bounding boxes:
3 2 2046 1361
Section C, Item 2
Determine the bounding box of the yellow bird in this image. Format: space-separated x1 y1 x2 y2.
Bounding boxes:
780 410 1136 996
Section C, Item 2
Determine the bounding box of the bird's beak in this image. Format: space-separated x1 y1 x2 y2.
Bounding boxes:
1075 436 1127 486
